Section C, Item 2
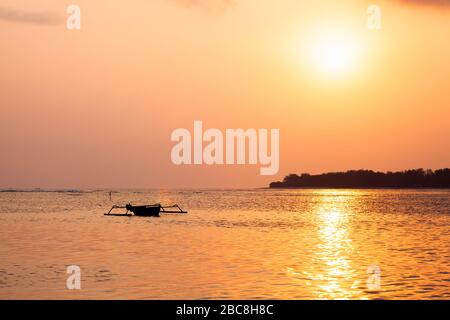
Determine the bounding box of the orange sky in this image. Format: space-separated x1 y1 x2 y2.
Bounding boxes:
0 0 449 188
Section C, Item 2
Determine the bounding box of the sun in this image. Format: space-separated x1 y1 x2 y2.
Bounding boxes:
304 30 362 77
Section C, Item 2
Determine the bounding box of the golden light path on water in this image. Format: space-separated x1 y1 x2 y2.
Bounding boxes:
314 192 360 299
285 191 366 299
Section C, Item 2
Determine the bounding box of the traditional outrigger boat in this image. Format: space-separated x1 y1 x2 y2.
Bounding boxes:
105 203 187 217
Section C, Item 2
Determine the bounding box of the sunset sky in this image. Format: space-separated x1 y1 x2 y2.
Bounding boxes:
0 0 449 188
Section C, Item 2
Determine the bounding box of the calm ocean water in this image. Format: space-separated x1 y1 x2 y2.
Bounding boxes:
0 189 449 299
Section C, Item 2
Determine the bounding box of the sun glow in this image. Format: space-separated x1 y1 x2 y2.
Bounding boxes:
305 30 362 77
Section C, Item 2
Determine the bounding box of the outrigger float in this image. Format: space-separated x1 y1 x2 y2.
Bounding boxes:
105 203 187 217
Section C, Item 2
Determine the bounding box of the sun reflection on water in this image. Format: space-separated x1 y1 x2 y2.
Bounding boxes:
312 191 365 299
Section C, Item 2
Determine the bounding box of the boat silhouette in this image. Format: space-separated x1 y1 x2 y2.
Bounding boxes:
104 203 187 217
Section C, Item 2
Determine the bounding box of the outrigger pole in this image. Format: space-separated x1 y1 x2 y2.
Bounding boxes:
104 205 132 216
159 204 188 214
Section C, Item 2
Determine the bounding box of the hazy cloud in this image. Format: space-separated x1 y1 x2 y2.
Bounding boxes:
0 6 61 25
170 0 236 10
397 0 450 6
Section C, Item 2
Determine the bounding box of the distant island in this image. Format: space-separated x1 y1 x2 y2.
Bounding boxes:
269 169 450 188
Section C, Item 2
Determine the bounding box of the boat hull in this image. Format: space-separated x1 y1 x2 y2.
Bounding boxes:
127 205 161 217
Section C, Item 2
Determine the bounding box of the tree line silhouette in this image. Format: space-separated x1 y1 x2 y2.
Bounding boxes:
269 169 450 188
